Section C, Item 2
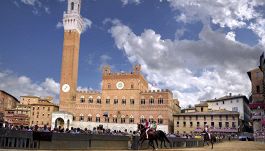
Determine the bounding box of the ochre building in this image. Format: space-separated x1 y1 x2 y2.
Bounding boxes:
4 96 58 127
174 102 239 134
52 0 180 133
20 96 59 128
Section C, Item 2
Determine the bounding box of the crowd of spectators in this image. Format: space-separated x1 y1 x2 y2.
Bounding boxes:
0 123 139 136
0 123 242 141
254 128 265 138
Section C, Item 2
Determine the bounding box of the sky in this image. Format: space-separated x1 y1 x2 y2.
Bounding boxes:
0 0 264 107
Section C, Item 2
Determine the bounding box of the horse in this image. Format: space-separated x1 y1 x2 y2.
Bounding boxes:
137 123 171 150
202 130 216 149
155 130 171 148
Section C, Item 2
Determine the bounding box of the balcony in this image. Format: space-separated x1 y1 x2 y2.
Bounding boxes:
249 102 265 109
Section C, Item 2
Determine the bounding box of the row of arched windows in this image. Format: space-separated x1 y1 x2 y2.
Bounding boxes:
79 96 164 105
80 96 101 104
140 98 163 104
76 114 164 124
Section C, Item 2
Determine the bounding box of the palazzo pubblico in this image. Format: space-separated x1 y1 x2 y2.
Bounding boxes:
51 0 180 133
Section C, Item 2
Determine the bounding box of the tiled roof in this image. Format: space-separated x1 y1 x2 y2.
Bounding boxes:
195 102 208 107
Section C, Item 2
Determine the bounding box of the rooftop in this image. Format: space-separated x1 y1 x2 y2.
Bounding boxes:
195 101 208 107
174 110 239 116
0 90 19 103
206 94 248 103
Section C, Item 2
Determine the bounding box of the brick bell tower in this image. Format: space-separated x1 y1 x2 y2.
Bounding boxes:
59 0 84 111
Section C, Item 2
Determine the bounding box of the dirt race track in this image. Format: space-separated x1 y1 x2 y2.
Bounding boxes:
159 141 265 151
1 140 265 151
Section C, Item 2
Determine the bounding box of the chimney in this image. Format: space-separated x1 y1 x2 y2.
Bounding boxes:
229 93 232 97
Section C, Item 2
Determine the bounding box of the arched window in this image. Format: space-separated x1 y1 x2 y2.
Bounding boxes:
130 97 135 105
141 97 145 105
158 115 163 124
96 114 100 122
113 115 117 123
149 115 154 122
80 96 85 103
114 96 118 104
80 114 84 121
129 115 134 124
121 115 126 123
96 96 101 104
122 97 126 105
131 83 134 89
158 96 163 104
87 114 92 122
106 96 110 104
71 2 74 10
140 115 145 123
88 96 93 103
149 96 154 104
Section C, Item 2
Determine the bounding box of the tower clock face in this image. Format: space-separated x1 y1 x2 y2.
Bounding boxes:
62 84 70 92
116 81 124 90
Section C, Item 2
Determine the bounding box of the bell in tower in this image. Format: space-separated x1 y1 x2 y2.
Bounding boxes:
67 0 81 14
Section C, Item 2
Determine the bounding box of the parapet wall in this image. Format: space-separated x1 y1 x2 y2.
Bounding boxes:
0 129 204 150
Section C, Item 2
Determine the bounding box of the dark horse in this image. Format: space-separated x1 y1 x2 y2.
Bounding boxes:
137 123 170 150
202 130 216 149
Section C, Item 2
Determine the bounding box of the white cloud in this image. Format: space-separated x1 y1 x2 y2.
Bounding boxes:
15 0 50 15
225 31 236 42
109 20 261 107
121 0 141 6
175 27 187 39
100 54 112 68
21 0 41 6
13 1 20 7
0 70 60 103
56 22 63 29
77 86 93 92
83 18 93 32
166 0 265 46
44 7 50 14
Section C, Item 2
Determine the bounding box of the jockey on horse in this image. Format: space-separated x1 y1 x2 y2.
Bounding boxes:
203 124 211 140
137 121 170 150
202 124 216 149
145 119 157 139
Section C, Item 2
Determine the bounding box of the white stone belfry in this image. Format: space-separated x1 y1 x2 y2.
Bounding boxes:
63 0 84 34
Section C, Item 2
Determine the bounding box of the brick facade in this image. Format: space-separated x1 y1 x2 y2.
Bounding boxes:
0 90 19 126
247 68 265 132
